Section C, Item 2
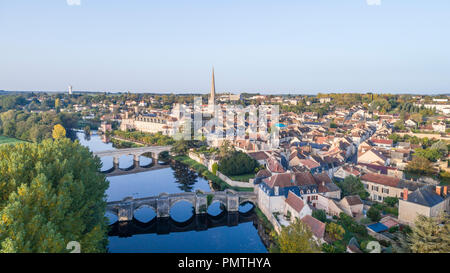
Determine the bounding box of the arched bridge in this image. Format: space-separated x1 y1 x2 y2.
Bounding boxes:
109 211 257 237
93 146 171 176
106 189 257 221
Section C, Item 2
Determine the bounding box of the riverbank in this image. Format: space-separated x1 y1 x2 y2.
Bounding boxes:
0 135 26 145
172 155 254 192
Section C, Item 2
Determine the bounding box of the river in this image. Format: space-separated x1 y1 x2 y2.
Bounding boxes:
77 131 268 253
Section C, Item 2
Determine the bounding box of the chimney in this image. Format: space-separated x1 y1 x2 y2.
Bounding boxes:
443 186 448 197
436 186 442 196
403 188 408 201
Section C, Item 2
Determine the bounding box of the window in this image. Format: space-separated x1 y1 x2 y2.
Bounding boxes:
382 188 389 194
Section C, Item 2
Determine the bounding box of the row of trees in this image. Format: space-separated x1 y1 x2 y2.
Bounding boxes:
0 110 79 142
112 130 175 146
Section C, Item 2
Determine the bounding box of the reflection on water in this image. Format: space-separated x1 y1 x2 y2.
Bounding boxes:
78 131 267 253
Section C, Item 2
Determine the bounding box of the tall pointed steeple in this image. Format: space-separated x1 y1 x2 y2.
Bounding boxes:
208 67 216 113
210 67 215 102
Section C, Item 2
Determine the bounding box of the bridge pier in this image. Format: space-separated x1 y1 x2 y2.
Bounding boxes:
195 195 207 214
113 156 119 170
226 194 239 212
152 152 159 165
117 197 134 222
157 195 170 218
133 154 140 168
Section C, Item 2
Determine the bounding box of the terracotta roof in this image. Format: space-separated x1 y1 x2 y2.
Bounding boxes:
360 173 400 188
371 138 393 145
285 191 305 213
247 151 269 161
256 169 271 178
298 159 320 169
313 173 332 185
301 215 325 239
267 157 286 173
344 195 363 206
293 172 316 186
265 173 293 188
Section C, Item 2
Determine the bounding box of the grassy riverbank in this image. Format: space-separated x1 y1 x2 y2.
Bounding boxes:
0 136 26 145
172 155 254 192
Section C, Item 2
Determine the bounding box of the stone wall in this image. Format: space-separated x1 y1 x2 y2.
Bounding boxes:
216 171 255 189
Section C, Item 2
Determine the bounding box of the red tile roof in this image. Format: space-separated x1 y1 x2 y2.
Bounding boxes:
265 173 293 188
360 173 400 188
301 215 325 239
298 159 320 169
371 138 393 145
285 191 305 213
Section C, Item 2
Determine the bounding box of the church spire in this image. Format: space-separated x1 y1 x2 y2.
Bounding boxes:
210 67 215 100
208 67 216 114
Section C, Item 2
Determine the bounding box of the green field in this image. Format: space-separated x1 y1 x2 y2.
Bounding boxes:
0 136 25 145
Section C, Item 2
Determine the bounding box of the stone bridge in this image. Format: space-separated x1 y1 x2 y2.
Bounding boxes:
109 211 256 236
93 146 171 175
106 190 257 222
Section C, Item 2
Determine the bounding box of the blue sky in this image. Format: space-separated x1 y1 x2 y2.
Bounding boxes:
0 0 449 94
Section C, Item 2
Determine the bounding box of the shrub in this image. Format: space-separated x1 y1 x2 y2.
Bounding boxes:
211 162 218 175
367 207 381 222
312 210 327 222
218 151 259 176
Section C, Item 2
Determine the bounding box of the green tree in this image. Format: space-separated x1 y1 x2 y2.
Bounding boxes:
0 139 109 252
277 219 320 253
170 139 190 155
431 141 448 158
406 156 434 174
325 222 345 242
383 197 398 207
408 214 450 253
312 209 327 222
337 176 369 199
367 207 381 222
218 151 259 176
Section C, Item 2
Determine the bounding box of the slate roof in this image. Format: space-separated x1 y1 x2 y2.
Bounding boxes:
406 186 446 207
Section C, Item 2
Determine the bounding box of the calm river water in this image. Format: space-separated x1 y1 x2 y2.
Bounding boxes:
77 131 268 253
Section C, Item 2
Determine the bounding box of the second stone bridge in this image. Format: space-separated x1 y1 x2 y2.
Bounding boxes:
107 189 257 222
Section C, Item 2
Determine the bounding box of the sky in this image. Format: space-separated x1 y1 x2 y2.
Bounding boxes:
0 0 449 94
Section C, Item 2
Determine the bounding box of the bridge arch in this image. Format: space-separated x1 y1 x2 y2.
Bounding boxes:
207 199 227 216
133 204 157 223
